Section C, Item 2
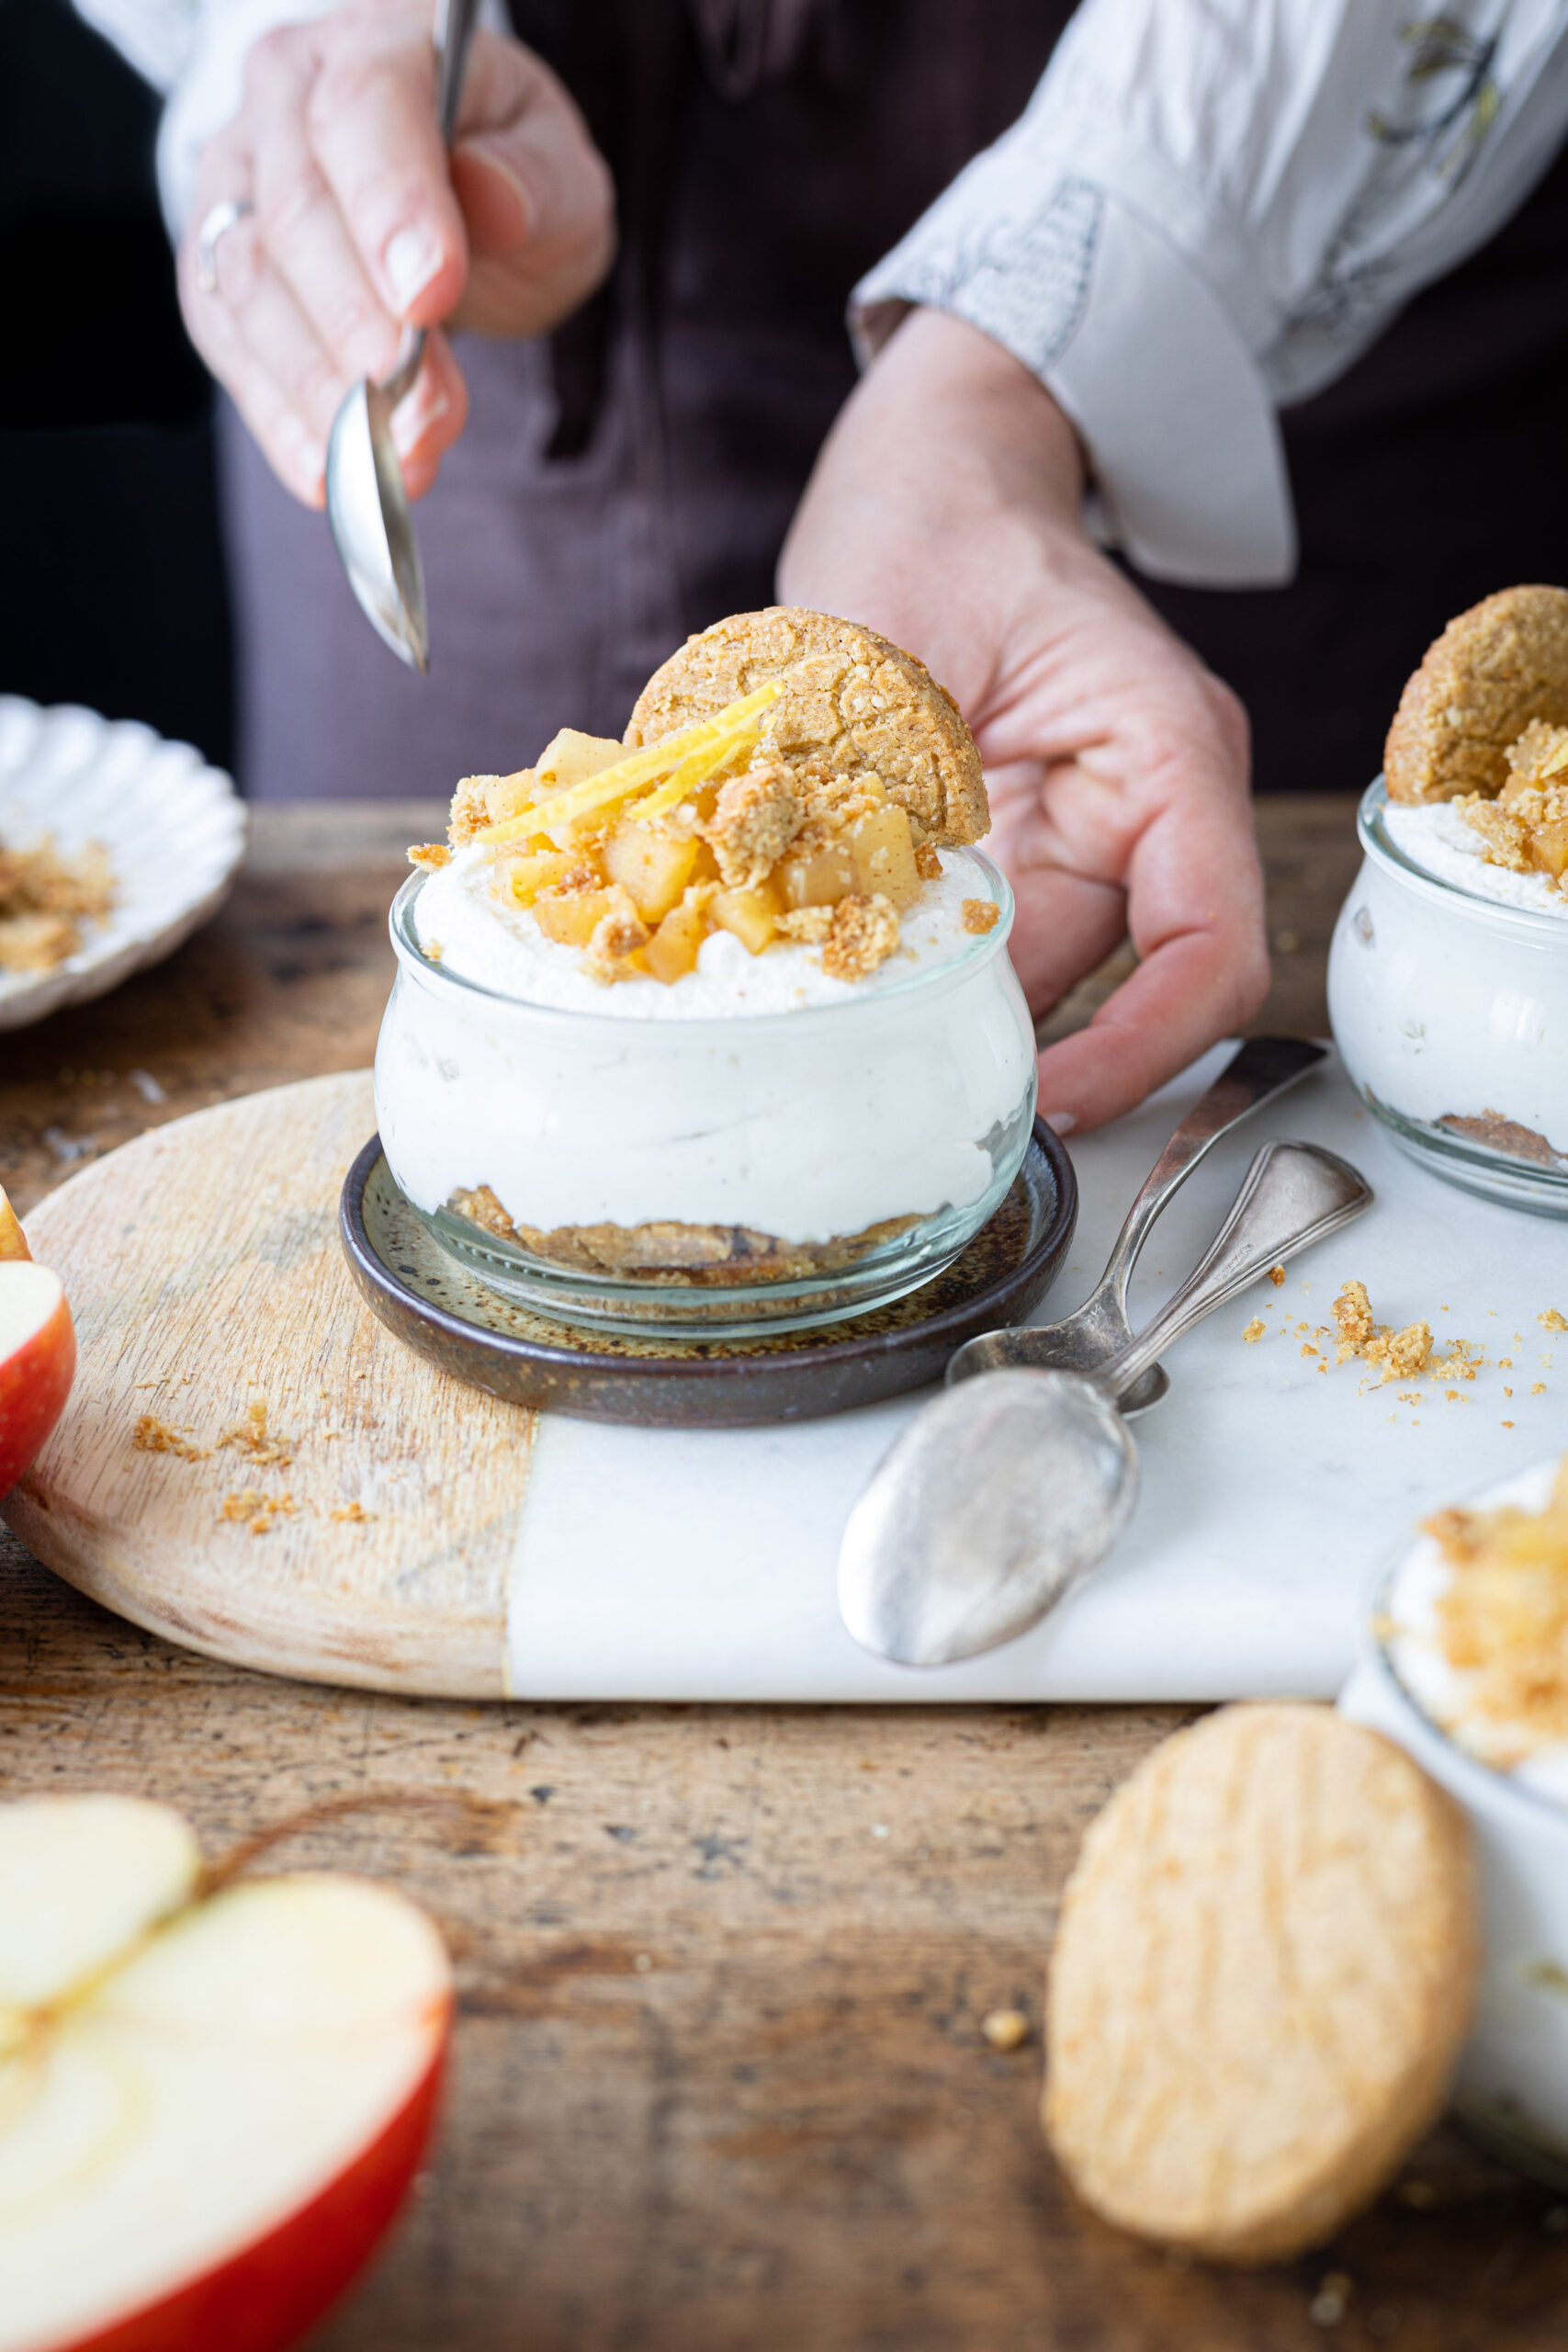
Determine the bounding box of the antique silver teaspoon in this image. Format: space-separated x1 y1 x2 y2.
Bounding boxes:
994 1035 1325 1415
839 1138 1372 1668
324 0 479 670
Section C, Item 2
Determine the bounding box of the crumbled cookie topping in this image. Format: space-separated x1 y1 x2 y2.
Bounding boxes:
703 763 803 887
217 1398 294 1469
407 842 451 869
133 1414 211 1462
220 1487 296 1535
822 893 900 982
415 666 987 990
775 906 835 944
1331 1278 1483 1385
582 889 652 985
0 836 115 973
1420 1456 1568 1756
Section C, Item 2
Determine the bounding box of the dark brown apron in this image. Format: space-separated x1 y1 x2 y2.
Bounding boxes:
220 0 1568 801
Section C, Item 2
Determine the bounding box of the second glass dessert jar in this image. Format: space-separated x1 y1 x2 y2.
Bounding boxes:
1328 779 1568 1216
374 854 1038 1338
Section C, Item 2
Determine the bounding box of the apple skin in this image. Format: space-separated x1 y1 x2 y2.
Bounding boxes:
0 1266 75 1498
63 2030 449 2352
0 1183 28 1261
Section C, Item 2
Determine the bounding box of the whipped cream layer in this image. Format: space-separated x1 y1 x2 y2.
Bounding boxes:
1384 1470 1568 1809
412 842 989 1017
1329 797 1568 1161
1383 801 1568 917
376 853 1036 1245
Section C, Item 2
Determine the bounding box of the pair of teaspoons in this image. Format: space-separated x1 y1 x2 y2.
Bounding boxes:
840 1043 1372 1667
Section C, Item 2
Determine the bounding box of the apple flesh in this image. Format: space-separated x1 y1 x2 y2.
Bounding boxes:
0 1261 75 1498
0 1794 453 2352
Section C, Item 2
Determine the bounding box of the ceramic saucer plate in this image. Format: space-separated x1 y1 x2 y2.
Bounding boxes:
340 1122 1077 1428
0 696 246 1031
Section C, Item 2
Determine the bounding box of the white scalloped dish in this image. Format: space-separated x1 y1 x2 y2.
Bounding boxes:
0 697 246 1032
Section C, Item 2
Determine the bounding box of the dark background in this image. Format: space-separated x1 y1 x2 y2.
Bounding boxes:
0 0 233 768
8 0 1568 801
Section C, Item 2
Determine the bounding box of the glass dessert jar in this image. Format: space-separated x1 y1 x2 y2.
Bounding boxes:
1340 1463 1568 2187
374 852 1037 1338
1328 779 1568 1215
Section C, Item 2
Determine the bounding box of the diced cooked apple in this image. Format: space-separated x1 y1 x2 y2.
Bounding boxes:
533 888 620 946
850 804 921 910
645 899 709 984
777 841 855 910
532 729 626 796
604 824 701 922
481 771 536 826
1532 820 1568 878
504 850 581 906
709 887 779 956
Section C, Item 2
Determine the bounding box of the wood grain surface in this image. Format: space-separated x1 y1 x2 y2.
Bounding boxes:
5 1071 516 1695
5 800 1563 2351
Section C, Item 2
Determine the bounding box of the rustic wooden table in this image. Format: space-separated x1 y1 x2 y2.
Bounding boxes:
4 800 1564 2352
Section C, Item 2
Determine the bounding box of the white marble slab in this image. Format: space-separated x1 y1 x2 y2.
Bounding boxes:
505 1044 1566 1701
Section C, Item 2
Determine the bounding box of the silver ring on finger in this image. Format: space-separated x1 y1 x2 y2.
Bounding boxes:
197 198 255 296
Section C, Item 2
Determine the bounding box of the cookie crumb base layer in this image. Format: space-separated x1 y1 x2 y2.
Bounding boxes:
1438 1111 1568 1170
449 1185 918 1284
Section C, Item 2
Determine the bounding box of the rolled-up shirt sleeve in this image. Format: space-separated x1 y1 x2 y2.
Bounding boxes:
852 0 1568 587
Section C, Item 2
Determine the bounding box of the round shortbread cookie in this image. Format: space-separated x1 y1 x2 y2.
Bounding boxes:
625 607 988 847
1384 584 1568 803
1043 1702 1477 2266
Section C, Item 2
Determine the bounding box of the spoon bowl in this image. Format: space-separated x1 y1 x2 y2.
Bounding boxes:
325 360 430 671
947 1322 1168 1407
839 1368 1136 1666
840 1137 1372 1668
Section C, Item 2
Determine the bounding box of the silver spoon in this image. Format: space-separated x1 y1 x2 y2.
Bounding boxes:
990 1035 1325 1415
840 1138 1372 1668
324 0 479 671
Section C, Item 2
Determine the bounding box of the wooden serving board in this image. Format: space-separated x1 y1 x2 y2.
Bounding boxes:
13 1049 1553 1708
5 1073 518 1695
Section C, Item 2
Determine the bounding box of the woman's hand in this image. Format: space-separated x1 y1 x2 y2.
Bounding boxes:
779 308 1269 1132
178 0 615 507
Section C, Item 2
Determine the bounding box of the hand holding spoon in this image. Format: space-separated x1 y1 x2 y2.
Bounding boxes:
324 0 479 670
839 1139 1371 1668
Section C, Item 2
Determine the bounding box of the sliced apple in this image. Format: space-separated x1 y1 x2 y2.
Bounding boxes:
0 1792 452 2352
0 1260 75 1498
0 1184 28 1262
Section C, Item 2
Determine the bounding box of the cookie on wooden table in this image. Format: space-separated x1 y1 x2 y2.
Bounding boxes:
1384 584 1568 802
1043 1702 1477 2266
625 607 988 846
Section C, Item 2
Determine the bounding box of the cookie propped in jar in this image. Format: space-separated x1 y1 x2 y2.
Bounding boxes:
1385 584 1568 803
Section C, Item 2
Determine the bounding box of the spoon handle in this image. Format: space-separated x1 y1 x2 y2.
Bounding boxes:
1084 1036 1326 1323
1099 1140 1371 1401
434 0 480 142
377 0 480 404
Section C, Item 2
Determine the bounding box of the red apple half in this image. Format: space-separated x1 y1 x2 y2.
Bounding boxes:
0 1794 453 2352
0 1260 75 1498
0 1182 28 1261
